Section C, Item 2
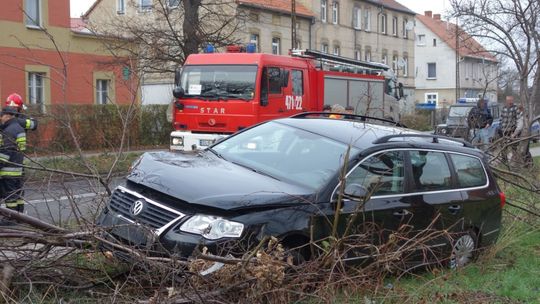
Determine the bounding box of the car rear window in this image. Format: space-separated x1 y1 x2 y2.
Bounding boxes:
449 154 487 188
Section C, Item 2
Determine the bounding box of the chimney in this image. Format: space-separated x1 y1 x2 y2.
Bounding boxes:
434 14 441 20
424 11 432 18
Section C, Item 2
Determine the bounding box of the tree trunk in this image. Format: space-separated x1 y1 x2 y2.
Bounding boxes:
183 0 202 56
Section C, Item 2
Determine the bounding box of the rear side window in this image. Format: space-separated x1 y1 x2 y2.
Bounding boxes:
410 151 451 191
268 67 282 94
450 154 487 187
346 151 405 196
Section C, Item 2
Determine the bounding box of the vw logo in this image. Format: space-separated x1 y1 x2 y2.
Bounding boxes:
130 199 145 216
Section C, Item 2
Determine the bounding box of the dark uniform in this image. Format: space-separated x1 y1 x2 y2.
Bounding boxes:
0 109 26 212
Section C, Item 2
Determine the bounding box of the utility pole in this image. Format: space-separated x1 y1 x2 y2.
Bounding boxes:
291 0 297 49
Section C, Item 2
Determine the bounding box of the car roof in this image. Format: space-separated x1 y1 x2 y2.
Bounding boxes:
274 116 482 156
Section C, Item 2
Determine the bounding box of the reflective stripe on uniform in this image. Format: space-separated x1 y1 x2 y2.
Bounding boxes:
0 167 23 176
16 132 26 151
0 153 9 161
25 119 32 130
5 200 23 208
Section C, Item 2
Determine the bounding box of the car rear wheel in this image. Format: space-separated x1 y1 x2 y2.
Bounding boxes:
449 231 477 269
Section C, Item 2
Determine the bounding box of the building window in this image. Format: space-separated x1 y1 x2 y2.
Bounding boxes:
392 55 398 71
427 62 437 78
353 7 361 29
321 43 329 53
403 56 408 77
402 18 409 38
321 0 327 23
272 37 281 55
333 46 340 56
96 80 110 104
139 0 152 11
168 0 180 8
425 93 438 104
364 48 371 61
433 38 437 47
417 34 426 46
332 1 339 25
392 17 398 36
380 14 387 34
117 0 126 14
295 39 302 49
355 49 361 60
250 34 259 52
28 72 45 104
25 0 41 27
364 9 371 31
382 54 387 65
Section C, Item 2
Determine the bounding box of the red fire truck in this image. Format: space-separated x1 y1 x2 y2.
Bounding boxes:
170 48 404 151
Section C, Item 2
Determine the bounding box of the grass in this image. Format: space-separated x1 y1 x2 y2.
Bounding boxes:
25 151 144 181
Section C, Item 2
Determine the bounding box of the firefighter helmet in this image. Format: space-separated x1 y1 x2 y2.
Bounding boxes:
5 93 26 111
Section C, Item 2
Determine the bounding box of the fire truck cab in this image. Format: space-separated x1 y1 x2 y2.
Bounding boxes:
170 48 403 151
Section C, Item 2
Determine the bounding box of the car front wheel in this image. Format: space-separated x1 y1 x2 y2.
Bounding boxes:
449 231 477 269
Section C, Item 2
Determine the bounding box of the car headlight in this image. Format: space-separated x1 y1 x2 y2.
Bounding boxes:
179 214 244 240
440 128 447 134
171 136 184 146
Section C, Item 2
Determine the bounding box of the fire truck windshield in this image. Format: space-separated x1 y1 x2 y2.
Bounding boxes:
179 65 257 100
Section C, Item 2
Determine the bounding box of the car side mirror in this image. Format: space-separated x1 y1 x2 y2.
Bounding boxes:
173 87 185 99
343 183 368 200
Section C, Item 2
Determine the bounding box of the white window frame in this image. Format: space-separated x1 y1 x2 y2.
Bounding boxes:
392 16 398 36
96 79 110 105
321 43 329 54
25 0 41 28
333 46 340 56
139 0 152 12
382 54 387 65
417 34 426 46
425 92 438 104
355 49 361 60
402 18 408 38
365 49 371 62
332 1 339 25
28 72 45 104
403 57 408 77
321 0 327 23
117 0 126 14
272 37 281 55
427 62 437 79
380 14 387 34
392 55 398 71
250 33 259 52
353 7 361 29
364 9 371 31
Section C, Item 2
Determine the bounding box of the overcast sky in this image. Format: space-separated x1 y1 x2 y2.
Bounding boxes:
70 0 452 18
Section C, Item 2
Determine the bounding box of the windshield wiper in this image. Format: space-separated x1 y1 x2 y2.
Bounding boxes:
208 148 227 160
230 161 280 181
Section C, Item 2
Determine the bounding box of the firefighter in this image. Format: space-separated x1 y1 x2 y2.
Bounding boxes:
5 93 38 144
0 106 26 224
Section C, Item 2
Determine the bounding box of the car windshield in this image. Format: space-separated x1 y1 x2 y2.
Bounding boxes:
211 121 356 190
180 65 257 100
448 106 473 117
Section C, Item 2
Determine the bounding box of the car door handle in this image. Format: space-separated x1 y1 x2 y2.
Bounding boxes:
278 108 284 112
393 210 411 218
448 205 462 214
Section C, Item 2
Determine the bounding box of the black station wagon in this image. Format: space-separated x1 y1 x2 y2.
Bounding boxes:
97 113 504 268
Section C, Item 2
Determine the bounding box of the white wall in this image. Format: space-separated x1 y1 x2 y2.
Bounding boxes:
141 83 174 105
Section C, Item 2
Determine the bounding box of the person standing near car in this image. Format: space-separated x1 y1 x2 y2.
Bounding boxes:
467 99 492 148
499 96 519 162
0 107 26 224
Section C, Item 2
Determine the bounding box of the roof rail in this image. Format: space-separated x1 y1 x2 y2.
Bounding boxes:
291 49 390 72
289 112 407 128
373 134 475 148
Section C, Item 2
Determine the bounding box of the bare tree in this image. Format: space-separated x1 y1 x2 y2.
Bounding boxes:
449 0 539 117
87 0 244 75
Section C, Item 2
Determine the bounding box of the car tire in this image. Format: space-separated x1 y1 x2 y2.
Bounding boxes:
449 230 477 269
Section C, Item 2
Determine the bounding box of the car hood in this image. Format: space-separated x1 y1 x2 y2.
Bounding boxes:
127 151 315 211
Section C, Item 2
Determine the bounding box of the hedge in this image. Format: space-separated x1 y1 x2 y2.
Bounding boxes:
25 104 171 154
